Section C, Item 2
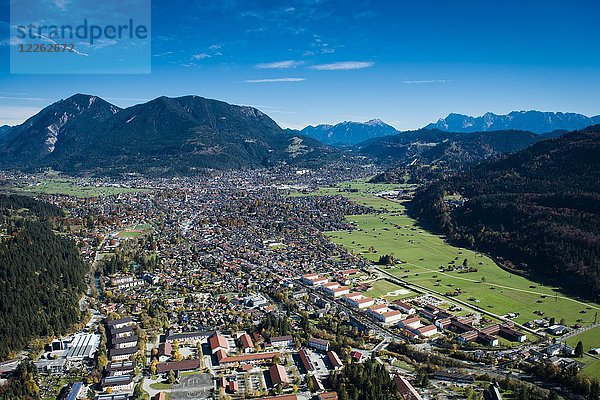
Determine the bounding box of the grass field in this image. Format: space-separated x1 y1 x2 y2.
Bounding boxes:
566 327 600 350
311 181 600 328
365 279 414 299
565 327 600 378
118 223 153 238
12 179 146 198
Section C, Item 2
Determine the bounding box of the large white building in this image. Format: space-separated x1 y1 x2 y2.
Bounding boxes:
367 304 403 325
322 282 350 298
63 333 101 361
302 273 328 286
344 292 375 309
393 300 416 315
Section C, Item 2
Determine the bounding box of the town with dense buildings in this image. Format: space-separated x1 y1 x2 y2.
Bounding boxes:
0 167 598 400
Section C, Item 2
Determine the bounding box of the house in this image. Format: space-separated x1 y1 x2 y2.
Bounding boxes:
108 346 138 362
350 351 363 362
302 274 329 286
110 325 135 339
216 351 280 366
156 359 201 373
101 375 134 392
344 293 375 309
270 335 293 348
499 325 527 343
311 375 325 392
393 301 416 315
341 269 359 277
227 380 239 394
394 375 422 400
252 332 265 345
330 286 350 298
323 282 350 298
367 304 403 325
547 325 568 336
416 325 438 338
269 364 290 386
239 333 254 353
309 338 330 352
545 343 574 357
399 317 421 330
401 328 420 340
112 335 138 349
106 361 136 377
323 282 340 291
209 333 229 354
299 349 315 373
158 342 172 362
434 318 452 331
327 351 343 370
107 317 134 330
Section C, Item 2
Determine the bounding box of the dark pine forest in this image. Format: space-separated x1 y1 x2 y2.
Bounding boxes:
0 195 88 360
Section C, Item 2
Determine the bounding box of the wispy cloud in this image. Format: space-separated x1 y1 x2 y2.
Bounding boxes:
244 78 306 83
255 60 304 69
192 53 211 60
0 96 50 101
153 51 173 57
402 79 452 84
54 0 69 10
311 61 374 71
0 106 45 126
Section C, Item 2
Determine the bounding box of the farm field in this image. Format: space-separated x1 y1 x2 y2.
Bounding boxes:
11 178 147 198
315 182 600 328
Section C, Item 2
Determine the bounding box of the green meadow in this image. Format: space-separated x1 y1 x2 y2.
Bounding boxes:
365 279 414 299
565 327 600 379
309 181 600 328
12 178 147 198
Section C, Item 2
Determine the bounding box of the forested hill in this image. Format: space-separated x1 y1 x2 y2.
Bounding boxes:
0 195 88 360
409 127 600 300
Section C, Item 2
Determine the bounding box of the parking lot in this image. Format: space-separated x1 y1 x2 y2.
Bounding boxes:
166 373 213 400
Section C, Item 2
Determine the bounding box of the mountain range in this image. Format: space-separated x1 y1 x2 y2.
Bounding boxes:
424 110 600 134
0 94 336 175
357 128 563 170
291 111 599 146
288 119 398 146
2 95 598 175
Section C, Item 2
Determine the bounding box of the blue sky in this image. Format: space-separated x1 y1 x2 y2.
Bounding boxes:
0 0 599 129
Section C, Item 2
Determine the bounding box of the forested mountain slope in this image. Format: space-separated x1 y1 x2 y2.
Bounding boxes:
409 127 600 300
